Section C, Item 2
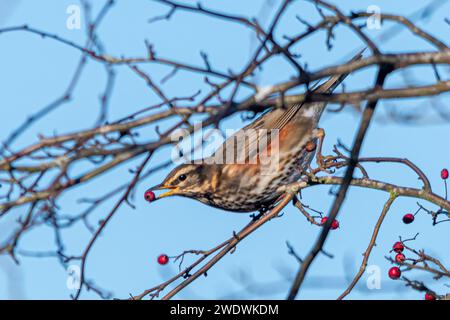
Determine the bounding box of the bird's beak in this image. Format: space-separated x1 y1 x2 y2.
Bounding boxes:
146 183 178 200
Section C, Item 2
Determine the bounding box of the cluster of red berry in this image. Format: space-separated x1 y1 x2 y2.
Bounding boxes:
393 242 405 263
320 216 339 230
388 241 437 300
388 242 404 280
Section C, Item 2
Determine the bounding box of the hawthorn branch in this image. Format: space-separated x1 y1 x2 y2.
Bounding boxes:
337 194 397 300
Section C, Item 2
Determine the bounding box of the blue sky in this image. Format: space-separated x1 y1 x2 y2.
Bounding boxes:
0 0 449 299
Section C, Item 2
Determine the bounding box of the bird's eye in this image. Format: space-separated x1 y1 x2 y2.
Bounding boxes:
179 174 187 181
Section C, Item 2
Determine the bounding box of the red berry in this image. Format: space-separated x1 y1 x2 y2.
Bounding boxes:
331 220 339 230
395 253 406 263
157 254 169 265
425 292 436 300
388 267 401 280
392 241 404 253
441 168 449 180
320 217 339 230
144 190 156 202
402 213 414 224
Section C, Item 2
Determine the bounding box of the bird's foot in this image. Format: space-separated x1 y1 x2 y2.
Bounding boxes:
312 128 335 174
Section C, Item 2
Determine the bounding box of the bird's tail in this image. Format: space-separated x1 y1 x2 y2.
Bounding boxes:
313 48 366 94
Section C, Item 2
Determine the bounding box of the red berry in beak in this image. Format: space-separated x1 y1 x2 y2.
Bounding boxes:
402 213 414 224
425 292 436 300
395 253 406 263
392 241 404 253
441 168 449 180
144 190 156 202
157 254 169 265
388 267 401 280
320 217 339 230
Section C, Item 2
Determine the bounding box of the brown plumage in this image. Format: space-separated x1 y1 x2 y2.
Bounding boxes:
147 51 364 212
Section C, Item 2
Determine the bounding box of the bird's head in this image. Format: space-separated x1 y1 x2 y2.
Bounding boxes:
145 163 216 201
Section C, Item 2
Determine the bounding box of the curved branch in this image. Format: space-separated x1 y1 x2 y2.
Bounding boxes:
337 194 397 300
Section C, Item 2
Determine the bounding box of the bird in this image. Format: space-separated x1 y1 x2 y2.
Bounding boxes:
145 51 364 213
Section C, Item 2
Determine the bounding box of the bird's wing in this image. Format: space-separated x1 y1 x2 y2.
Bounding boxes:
267 48 366 132
209 49 365 164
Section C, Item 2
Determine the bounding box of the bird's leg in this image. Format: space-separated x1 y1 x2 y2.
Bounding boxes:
252 210 265 221
314 128 326 167
312 128 334 173
256 194 286 218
